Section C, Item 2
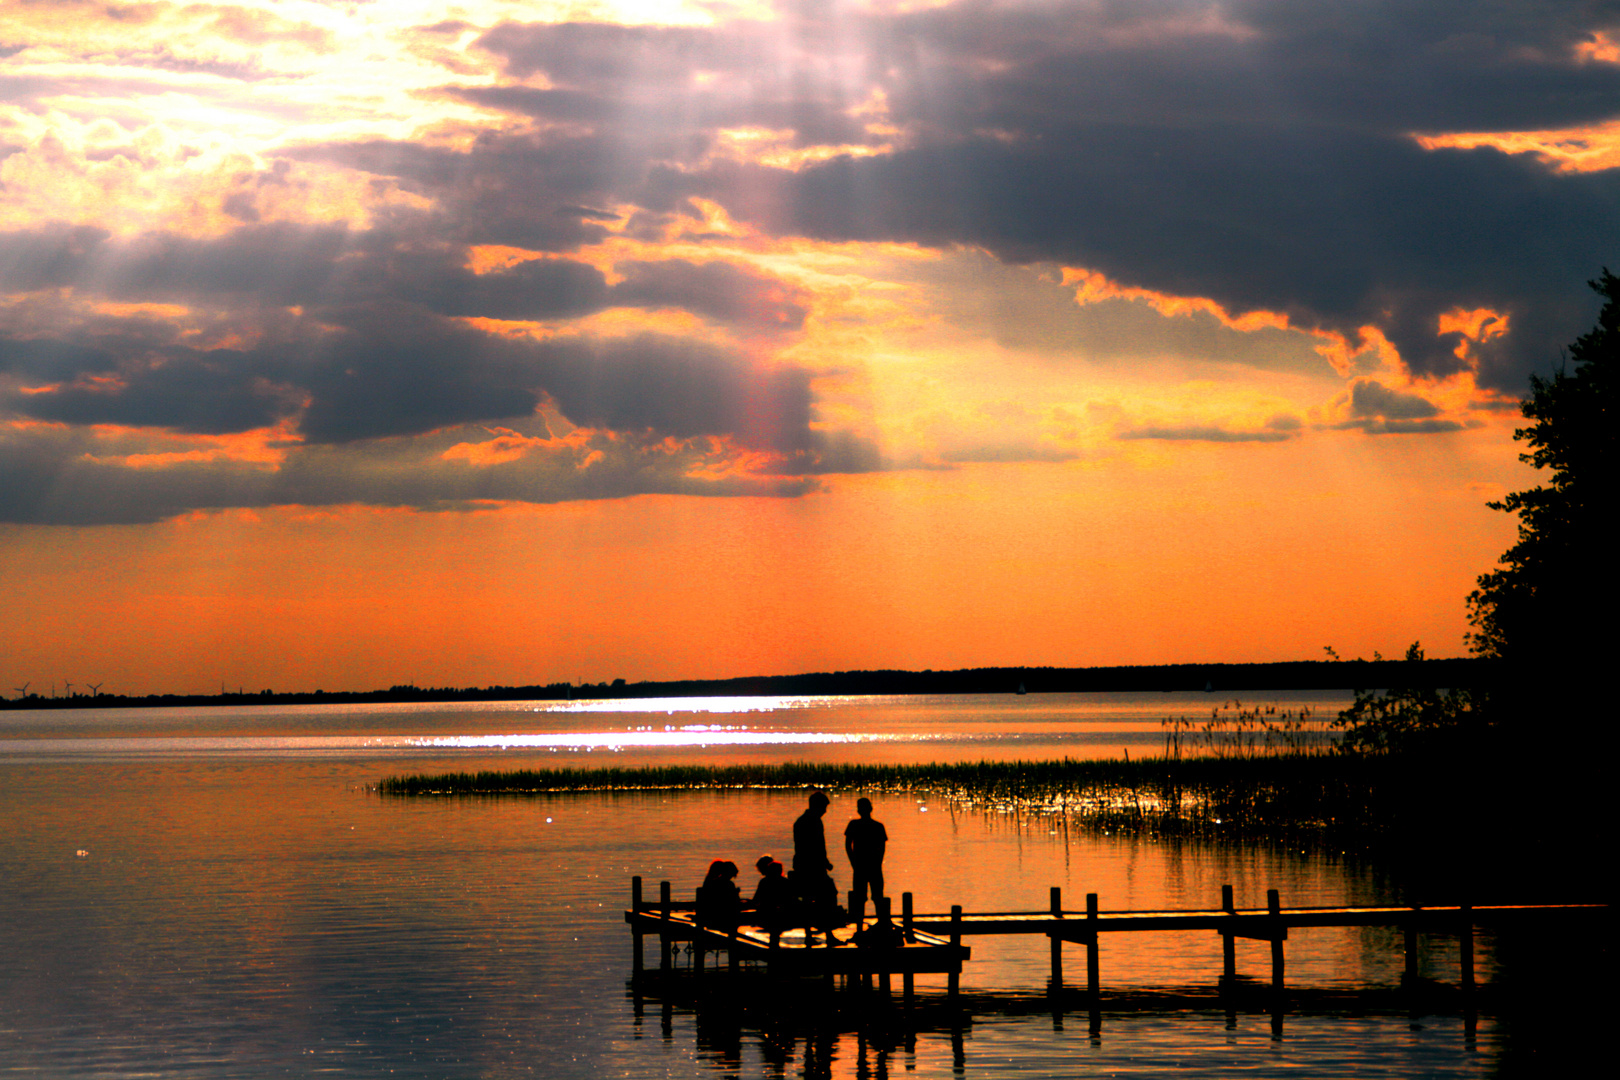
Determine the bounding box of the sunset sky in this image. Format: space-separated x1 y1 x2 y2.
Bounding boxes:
3 0 1617 695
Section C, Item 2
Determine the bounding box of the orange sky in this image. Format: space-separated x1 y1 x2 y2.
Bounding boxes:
2 0 1613 694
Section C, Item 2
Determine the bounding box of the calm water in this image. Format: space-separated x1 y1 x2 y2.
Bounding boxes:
0 693 1564 1076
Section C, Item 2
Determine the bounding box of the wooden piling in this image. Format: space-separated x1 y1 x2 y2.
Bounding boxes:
1049 886 1064 985
1459 901 1475 994
1404 908 1419 985
632 876 644 973
1086 892 1100 999
948 905 962 1000
902 892 915 1003
659 880 672 972
1220 884 1236 989
1267 889 1284 995
1460 899 1476 1037
878 897 893 994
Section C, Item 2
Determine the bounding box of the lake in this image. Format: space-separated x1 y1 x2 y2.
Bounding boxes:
0 692 1580 1077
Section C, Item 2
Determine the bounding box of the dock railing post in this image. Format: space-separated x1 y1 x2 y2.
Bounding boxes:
1085 892 1100 1000
878 897 893 995
948 905 962 1001
1050 886 1064 987
659 880 672 973
902 892 915 1004
1460 898 1476 1036
695 889 706 978
1267 888 1285 995
632 876 644 973
1220 884 1236 993
1404 906 1421 987
1459 900 1475 994
1267 888 1286 1036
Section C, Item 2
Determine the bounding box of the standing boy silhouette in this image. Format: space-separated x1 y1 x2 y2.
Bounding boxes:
843 797 888 905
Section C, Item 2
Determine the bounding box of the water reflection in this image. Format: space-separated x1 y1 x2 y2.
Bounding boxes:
0 706 1586 1079
627 978 1502 1080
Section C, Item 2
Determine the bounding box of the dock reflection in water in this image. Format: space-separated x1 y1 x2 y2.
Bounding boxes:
0 697 1594 1078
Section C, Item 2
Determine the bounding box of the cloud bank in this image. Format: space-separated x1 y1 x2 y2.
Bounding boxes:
2 0 1616 522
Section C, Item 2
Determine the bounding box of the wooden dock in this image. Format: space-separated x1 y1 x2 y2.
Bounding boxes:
627 876 1607 1009
625 878 970 999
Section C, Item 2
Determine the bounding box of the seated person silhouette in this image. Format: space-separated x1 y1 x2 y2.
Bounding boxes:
695 859 741 931
747 856 794 927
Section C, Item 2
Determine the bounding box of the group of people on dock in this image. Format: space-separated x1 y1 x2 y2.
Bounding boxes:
696 790 887 933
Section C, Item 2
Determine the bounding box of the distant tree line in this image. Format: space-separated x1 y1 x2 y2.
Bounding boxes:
1 658 1495 710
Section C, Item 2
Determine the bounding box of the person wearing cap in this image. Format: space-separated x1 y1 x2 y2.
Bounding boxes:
844 796 888 906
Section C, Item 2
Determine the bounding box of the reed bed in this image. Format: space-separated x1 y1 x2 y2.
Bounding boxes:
378 752 1393 849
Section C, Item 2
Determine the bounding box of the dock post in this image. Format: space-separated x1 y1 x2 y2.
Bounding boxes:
1459 900 1475 994
1267 889 1284 994
659 880 672 973
1460 899 1476 1037
1086 892 1100 1000
948 905 962 1000
902 892 915 1004
1403 907 1419 987
1049 886 1064 986
632 876 644 973
728 923 739 972
1220 884 1236 991
878 897 893 995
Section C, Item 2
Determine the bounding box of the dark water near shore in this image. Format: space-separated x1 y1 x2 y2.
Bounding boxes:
0 693 1581 1076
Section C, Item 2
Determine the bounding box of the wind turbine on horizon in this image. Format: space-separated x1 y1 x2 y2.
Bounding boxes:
12 682 28 699
63 679 75 697
87 682 104 696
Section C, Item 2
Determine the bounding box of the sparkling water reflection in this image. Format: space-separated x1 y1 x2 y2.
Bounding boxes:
0 695 1536 1077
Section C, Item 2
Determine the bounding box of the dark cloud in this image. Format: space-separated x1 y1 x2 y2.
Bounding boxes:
1348 378 1442 420
1330 377 1467 433
1338 416 1467 434
349 2 1620 386
287 137 624 251
3 295 818 448
0 420 820 526
611 260 809 332
755 129 1618 384
0 222 806 332
529 334 816 451
1118 424 1296 443
19 353 301 435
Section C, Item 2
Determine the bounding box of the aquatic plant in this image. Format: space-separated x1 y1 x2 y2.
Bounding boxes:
1161 700 1327 760
377 752 1394 851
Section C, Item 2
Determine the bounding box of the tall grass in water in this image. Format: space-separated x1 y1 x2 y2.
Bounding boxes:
379 749 1385 850
1161 700 1326 760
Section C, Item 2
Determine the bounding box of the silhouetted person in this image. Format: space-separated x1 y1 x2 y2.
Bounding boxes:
696 859 741 930
748 855 793 925
844 796 888 905
792 789 836 908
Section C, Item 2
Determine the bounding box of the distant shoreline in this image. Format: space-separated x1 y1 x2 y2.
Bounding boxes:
1 657 1492 710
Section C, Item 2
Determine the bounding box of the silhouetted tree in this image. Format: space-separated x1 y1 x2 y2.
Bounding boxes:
1333 642 1478 754
1468 270 1615 727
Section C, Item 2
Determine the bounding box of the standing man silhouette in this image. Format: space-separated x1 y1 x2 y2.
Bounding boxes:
792 789 835 906
844 796 888 906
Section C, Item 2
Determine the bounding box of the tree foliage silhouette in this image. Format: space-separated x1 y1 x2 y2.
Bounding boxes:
1467 271 1615 704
